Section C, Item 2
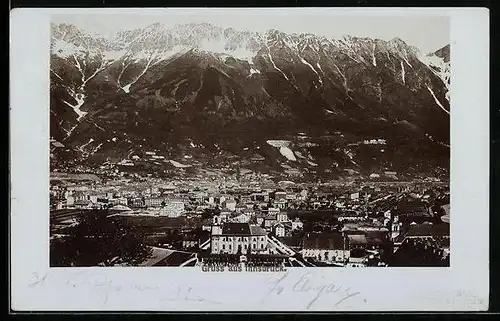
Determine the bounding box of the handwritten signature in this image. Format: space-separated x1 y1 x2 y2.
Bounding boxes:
263 271 364 309
445 290 487 309
161 286 221 305
28 271 219 306
28 273 48 288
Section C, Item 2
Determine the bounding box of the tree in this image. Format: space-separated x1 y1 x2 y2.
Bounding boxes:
236 166 241 182
201 208 220 220
390 239 448 267
50 210 152 267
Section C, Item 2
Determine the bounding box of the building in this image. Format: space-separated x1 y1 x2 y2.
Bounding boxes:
212 213 228 225
160 200 185 217
66 195 75 206
277 212 289 223
291 218 303 230
240 194 252 204
210 223 268 255
232 213 250 223
255 213 266 226
242 208 256 217
182 236 199 250
273 223 286 237
129 197 145 208
390 215 403 241
235 204 247 213
74 199 93 209
275 199 287 210
301 232 350 263
346 233 369 250
145 197 167 207
109 197 128 206
268 207 280 215
251 192 269 202
264 215 278 229
347 230 389 252
202 219 212 232
298 189 308 200
225 200 237 212
403 223 450 243
338 211 365 222
275 191 287 201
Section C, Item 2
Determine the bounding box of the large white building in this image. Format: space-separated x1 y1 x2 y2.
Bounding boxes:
211 223 268 255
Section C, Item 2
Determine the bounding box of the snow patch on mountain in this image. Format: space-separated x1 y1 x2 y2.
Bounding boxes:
198 37 257 65
79 138 94 152
267 51 289 80
120 51 164 93
315 63 324 74
249 68 261 76
62 90 87 121
307 160 318 166
336 37 363 63
50 69 64 81
92 143 103 154
371 42 377 67
427 86 450 115
333 64 351 96
279 147 296 161
400 60 405 84
52 38 88 59
266 140 296 161
299 57 322 85
401 48 413 68
418 52 450 101
266 140 291 148
103 49 127 61
170 160 191 168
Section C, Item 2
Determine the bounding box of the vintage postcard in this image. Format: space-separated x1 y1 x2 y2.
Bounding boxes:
10 7 489 311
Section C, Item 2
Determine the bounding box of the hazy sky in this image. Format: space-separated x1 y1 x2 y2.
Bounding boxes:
52 9 449 53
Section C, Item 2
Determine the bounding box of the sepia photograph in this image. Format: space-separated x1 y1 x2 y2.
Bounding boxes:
10 7 489 312
48 13 451 268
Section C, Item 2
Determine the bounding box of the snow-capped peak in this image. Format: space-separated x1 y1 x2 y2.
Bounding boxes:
417 44 451 101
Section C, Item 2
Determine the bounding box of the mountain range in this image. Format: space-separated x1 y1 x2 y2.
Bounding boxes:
50 22 450 181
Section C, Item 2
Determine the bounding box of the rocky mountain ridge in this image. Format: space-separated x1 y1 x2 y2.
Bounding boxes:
50 22 450 180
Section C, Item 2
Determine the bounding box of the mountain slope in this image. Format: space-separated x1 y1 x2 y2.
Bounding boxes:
50 22 450 180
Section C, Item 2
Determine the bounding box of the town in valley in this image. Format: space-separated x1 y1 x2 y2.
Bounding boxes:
50 161 450 268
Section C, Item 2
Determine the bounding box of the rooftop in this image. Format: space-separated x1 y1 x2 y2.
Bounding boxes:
347 234 368 245
303 232 346 250
250 225 267 236
222 223 251 235
406 224 450 238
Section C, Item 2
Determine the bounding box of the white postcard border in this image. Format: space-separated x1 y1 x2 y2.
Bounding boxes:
10 7 489 311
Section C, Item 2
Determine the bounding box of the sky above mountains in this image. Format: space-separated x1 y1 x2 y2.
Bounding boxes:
51 10 449 53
